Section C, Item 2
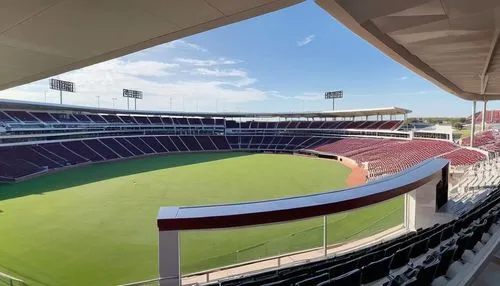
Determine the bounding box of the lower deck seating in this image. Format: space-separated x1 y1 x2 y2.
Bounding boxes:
0 135 486 182
311 138 485 178
206 189 500 286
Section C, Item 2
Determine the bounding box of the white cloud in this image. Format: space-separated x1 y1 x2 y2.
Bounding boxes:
297 34 315 47
192 68 248 77
396 76 408 81
295 92 322 101
164 39 207 52
0 57 267 111
269 92 322 101
191 68 257 87
175 57 241 66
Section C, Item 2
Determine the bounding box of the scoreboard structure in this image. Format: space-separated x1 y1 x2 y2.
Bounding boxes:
123 89 143 110
324 90 343 110
50 79 75 104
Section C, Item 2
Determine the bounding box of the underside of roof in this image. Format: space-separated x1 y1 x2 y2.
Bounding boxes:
317 0 500 101
0 0 303 91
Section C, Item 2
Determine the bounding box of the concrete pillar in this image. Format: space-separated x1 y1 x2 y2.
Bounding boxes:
159 231 181 286
471 101 476 147
482 101 487 132
404 167 453 231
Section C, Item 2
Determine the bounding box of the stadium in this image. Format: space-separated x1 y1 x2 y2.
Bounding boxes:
1 1 500 286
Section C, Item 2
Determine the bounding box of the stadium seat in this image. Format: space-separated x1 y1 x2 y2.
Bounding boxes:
389 245 412 270
361 255 393 283
318 268 361 286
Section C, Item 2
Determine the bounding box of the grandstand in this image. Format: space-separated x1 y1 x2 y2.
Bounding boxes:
470 110 500 124
0 100 486 184
199 188 500 286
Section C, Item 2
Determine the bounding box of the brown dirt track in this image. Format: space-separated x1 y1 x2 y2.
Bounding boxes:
346 165 368 186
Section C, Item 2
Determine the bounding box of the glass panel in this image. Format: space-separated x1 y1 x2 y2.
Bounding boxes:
181 216 323 274
327 195 405 245
181 195 405 276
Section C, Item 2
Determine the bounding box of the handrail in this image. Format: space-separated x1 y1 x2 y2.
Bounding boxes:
158 158 449 231
0 271 27 285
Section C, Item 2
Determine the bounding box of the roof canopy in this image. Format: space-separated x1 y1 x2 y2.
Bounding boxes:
317 0 500 101
0 0 303 91
0 99 410 118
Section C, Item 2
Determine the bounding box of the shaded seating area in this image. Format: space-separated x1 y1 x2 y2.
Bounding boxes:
205 189 500 286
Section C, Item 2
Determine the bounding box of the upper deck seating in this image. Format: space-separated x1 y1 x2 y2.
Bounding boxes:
31 112 57 123
4 111 39 122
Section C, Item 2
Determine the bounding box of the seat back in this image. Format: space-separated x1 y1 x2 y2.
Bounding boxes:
427 230 443 249
435 245 457 278
409 238 429 259
295 272 329 286
453 233 473 261
467 220 487 250
371 249 386 261
416 258 439 285
390 245 411 269
453 220 464 233
361 255 393 284
356 252 373 268
319 268 361 286
329 259 357 277
441 224 454 241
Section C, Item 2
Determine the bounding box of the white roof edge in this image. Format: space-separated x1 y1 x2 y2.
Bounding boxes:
0 99 411 118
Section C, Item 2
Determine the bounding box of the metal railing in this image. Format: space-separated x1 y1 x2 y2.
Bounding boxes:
0 272 27 286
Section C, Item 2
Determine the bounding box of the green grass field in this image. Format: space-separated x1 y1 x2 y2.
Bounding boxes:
0 153 403 286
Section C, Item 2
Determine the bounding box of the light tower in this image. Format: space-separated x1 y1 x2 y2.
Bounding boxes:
324 90 343 110
49 79 75 104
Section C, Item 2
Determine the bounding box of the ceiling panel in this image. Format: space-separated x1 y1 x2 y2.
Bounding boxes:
0 0 303 90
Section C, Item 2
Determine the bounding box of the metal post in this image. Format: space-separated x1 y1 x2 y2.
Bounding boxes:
482 101 487 131
323 216 328 257
127 97 130 110
332 98 335 111
135 98 137 110
59 90 63 104
471 101 476 147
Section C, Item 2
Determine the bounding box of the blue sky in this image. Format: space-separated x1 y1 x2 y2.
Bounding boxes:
0 1 494 117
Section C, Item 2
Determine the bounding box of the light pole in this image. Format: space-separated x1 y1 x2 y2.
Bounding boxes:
96 96 100 108
112 98 117 109
49 79 75 104
324 90 343 111
123 89 143 111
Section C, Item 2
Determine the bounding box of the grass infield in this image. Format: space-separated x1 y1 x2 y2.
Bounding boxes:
0 152 403 285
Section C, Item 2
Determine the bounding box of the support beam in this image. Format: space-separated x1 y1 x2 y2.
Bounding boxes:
159 231 180 286
480 30 500 94
323 216 328 257
482 101 488 132
471 101 476 147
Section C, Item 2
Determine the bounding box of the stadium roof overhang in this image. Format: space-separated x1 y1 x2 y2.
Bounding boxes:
0 99 410 118
316 0 500 101
0 0 303 91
